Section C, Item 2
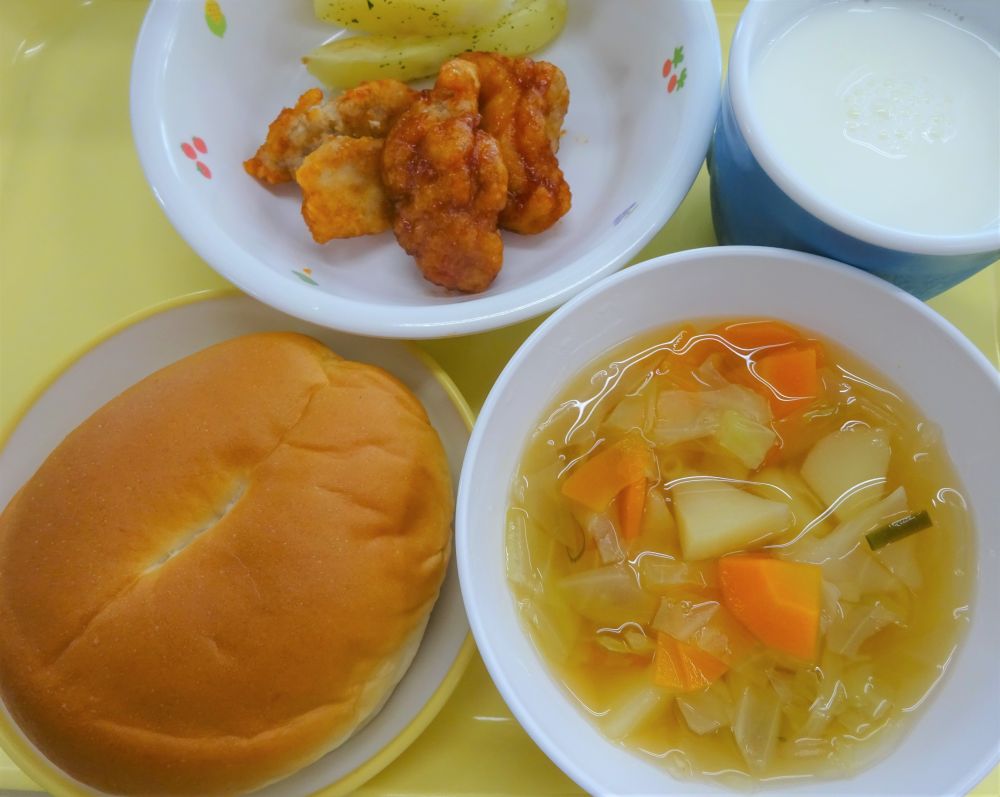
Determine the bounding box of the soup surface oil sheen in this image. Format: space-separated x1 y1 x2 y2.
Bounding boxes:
506 320 972 785
750 1 999 236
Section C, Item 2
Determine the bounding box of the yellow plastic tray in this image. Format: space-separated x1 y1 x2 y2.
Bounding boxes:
0 1 996 794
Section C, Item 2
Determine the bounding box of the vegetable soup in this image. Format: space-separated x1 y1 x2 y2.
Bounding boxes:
506 319 972 785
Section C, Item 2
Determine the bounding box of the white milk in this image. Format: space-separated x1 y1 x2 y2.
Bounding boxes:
750 2 999 236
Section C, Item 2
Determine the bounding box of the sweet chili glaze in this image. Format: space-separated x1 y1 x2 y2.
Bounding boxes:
506 319 972 785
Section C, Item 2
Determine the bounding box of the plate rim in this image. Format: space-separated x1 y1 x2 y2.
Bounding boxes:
0 289 477 797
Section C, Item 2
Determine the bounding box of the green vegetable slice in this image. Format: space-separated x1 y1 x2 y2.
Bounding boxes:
865 510 932 550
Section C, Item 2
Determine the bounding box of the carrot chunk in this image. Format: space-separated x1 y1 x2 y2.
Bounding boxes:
561 436 652 512
618 479 646 540
653 633 729 691
718 555 822 661
713 320 803 351
752 346 820 418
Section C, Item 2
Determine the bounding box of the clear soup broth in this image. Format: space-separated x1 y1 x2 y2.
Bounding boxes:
506 319 972 785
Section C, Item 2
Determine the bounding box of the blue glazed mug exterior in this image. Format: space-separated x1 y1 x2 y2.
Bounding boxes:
708 0 1000 300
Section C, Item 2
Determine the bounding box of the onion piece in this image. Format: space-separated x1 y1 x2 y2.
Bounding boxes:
518 594 580 663
603 683 671 740
782 486 908 565
505 512 536 591
732 685 781 773
638 556 716 593
677 682 732 735
581 511 625 564
821 544 901 602
826 598 906 657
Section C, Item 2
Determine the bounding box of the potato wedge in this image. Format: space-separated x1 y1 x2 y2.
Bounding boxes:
304 0 568 89
304 33 465 87
314 0 513 36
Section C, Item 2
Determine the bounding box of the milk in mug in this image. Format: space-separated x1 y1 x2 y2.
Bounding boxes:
750 1 999 237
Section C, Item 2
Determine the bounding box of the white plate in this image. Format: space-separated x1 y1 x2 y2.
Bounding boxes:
0 293 474 797
130 0 721 337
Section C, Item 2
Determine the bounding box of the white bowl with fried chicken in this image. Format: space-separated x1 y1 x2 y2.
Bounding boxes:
131 0 721 337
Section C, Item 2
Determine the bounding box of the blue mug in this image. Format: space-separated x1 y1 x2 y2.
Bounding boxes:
708 0 999 300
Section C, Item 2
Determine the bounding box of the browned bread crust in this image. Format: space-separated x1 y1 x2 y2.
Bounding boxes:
0 332 452 795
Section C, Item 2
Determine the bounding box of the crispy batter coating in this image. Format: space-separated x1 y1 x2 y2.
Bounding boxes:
244 88 328 184
382 60 509 293
244 81 418 184
460 52 571 234
297 137 392 243
334 79 420 138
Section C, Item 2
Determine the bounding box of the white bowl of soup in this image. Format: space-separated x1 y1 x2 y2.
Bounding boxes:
455 246 1000 794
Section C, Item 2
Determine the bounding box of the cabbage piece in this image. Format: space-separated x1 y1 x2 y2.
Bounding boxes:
673 479 793 560
558 564 657 627
701 384 772 426
801 427 892 521
802 651 848 737
874 536 923 590
595 624 656 658
520 466 586 559
604 394 649 435
651 385 771 449
714 410 777 470
782 486 908 565
820 544 902 602
518 593 580 663
826 597 906 657
732 685 781 773
651 392 715 446
603 682 671 740
678 682 732 735
638 556 716 593
651 592 720 642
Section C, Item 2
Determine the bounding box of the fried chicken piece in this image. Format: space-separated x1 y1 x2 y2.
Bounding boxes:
244 88 327 184
382 59 509 293
459 52 571 234
296 137 391 242
334 79 420 138
244 80 418 184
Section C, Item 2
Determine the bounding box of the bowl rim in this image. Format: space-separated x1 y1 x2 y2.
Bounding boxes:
129 0 723 338
728 0 1000 257
456 244 1000 796
0 289 477 797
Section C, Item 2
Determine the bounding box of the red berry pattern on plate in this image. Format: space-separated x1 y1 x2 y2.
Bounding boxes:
662 45 687 94
180 137 212 180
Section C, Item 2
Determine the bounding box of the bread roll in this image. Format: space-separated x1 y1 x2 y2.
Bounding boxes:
0 332 453 795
